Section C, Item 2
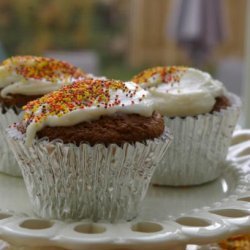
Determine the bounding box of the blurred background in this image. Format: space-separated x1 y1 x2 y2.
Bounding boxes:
0 0 249 125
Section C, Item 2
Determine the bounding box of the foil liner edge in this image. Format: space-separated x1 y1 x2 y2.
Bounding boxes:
6 127 172 222
0 105 22 176
152 93 241 186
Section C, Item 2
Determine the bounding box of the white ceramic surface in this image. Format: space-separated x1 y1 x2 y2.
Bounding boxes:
0 130 249 250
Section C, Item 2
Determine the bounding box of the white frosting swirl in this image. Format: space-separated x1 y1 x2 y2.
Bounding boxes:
0 72 76 97
133 67 225 117
0 56 85 98
23 80 155 145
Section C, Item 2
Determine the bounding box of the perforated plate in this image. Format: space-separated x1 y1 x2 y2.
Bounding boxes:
0 130 250 250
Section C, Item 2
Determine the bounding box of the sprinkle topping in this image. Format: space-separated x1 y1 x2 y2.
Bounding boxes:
2 56 85 82
23 79 146 126
132 66 187 85
131 66 224 117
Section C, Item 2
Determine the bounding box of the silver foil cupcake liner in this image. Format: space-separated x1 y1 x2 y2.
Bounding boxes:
6 128 172 222
152 93 241 186
0 106 22 176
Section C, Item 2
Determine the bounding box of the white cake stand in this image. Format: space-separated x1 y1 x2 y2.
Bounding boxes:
0 130 249 250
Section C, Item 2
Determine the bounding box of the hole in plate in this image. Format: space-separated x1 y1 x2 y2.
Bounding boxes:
175 217 211 227
238 147 250 157
19 219 54 230
74 224 106 234
0 213 11 220
131 222 163 233
238 197 250 202
210 209 250 218
231 134 250 145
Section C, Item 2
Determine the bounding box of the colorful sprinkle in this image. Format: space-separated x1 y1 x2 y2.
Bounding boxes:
23 79 145 126
132 66 187 84
2 56 85 82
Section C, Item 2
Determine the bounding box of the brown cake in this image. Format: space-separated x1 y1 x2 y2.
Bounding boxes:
0 55 86 177
17 78 164 145
211 96 231 113
7 78 172 221
0 55 85 111
38 112 163 146
131 66 241 186
0 92 42 109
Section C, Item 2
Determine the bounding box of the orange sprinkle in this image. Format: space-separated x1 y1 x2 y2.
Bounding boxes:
2 56 85 82
131 66 187 84
23 79 142 125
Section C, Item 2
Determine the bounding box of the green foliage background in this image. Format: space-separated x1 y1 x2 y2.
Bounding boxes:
0 0 93 55
0 0 142 79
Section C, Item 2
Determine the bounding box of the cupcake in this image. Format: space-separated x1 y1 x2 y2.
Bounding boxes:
0 55 86 176
6 78 172 221
132 66 241 186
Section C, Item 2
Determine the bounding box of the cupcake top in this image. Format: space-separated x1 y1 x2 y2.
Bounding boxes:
21 78 155 145
0 56 85 98
132 66 226 117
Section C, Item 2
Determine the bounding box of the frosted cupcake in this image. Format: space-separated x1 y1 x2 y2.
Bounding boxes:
132 66 241 186
0 55 85 176
7 78 172 221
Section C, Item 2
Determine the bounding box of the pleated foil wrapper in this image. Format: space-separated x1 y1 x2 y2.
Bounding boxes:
152 93 241 186
0 106 22 176
6 128 172 222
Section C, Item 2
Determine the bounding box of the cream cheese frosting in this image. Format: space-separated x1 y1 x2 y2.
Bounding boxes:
22 79 155 145
132 66 225 117
0 56 85 98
